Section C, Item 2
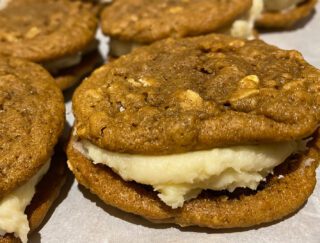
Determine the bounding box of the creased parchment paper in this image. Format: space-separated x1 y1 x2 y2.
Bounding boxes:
30 4 320 243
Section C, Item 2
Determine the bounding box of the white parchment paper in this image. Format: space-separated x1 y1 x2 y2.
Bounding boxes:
30 4 320 243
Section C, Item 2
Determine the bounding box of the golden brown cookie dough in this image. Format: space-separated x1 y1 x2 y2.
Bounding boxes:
73 34 320 155
0 0 98 90
67 132 319 228
0 148 68 243
0 56 66 242
101 0 252 44
0 57 64 197
257 0 318 28
0 0 97 62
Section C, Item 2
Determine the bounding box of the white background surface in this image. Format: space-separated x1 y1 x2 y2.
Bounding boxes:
30 4 320 243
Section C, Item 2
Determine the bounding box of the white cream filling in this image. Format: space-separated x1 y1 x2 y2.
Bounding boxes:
74 139 303 209
0 161 50 243
264 0 305 11
109 0 264 57
0 0 10 10
230 0 264 40
43 40 98 74
43 54 82 74
109 38 142 57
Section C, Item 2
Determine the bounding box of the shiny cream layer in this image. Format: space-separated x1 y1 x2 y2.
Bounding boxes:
264 0 305 11
74 140 302 209
43 54 82 74
42 53 82 74
42 41 98 74
0 161 50 243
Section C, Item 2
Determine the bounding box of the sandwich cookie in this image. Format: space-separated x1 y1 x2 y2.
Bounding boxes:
101 0 264 57
0 56 66 243
53 49 104 91
0 0 100 90
257 0 318 28
68 34 320 228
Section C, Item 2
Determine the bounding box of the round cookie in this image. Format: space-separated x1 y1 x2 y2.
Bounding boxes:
73 34 320 155
257 0 318 28
0 0 98 90
67 132 319 228
0 56 64 199
101 0 252 44
69 34 320 228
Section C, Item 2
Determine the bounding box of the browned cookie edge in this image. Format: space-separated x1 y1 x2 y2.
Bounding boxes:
257 0 317 29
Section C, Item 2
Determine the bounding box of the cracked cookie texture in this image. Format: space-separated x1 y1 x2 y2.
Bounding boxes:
73 34 320 155
0 57 64 199
0 0 97 63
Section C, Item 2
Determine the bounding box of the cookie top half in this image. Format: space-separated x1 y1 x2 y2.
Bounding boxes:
73 34 320 155
0 0 97 63
0 57 65 199
101 0 252 43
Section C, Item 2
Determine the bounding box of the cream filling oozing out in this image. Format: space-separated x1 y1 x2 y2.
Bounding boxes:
0 161 50 243
109 39 142 57
0 0 10 10
230 0 264 39
43 54 83 74
264 0 305 11
109 0 264 57
42 40 98 74
74 139 303 209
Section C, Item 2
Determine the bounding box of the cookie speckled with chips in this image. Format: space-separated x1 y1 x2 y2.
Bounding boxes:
67 34 320 229
0 56 67 243
0 0 100 90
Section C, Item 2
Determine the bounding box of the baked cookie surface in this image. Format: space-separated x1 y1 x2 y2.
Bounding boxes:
0 56 65 199
73 34 320 155
0 0 97 63
257 0 318 28
101 0 252 43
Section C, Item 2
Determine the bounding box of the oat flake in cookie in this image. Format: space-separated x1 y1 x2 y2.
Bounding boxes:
101 0 265 57
68 34 320 228
0 56 67 243
0 0 100 90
